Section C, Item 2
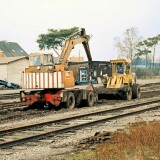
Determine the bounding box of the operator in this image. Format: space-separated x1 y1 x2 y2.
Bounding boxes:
118 65 124 74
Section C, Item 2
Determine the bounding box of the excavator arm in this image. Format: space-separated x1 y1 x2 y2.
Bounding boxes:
58 28 92 70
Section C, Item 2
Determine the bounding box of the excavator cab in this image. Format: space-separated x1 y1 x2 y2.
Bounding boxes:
29 53 54 66
24 53 55 73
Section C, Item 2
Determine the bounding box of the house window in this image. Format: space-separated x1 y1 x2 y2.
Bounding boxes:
80 69 88 82
99 64 107 70
99 64 106 67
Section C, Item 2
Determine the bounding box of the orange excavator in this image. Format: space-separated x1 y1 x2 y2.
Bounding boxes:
20 28 95 109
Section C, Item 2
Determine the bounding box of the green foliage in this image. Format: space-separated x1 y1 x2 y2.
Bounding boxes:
136 40 152 58
137 35 160 56
37 27 79 53
148 35 160 46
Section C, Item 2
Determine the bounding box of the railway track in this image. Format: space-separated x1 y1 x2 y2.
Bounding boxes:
0 98 159 149
0 93 19 100
0 102 25 111
0 86 160 112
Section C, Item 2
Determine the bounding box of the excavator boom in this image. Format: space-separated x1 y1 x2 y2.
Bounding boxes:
58 28 92 70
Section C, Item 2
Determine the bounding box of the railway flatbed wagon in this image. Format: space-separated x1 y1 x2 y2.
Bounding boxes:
20 83 97 109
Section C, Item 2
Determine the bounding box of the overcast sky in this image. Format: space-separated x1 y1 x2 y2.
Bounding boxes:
0 0 160 60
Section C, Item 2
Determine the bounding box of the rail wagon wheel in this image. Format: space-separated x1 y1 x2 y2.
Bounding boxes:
66 92 75 109
86 91 95 107
124 86 132 100
132 84 141 99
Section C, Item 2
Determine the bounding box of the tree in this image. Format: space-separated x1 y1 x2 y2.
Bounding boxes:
136 35 160 68
147 35 160 68
37 27 79 56
136 40 152 68
114 27 142 62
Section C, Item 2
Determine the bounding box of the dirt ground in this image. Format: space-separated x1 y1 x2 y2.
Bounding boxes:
138 78 160 85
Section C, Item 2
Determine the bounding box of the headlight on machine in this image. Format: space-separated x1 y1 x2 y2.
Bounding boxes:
48 66 53 70
37 65 40 70
20 91 27 102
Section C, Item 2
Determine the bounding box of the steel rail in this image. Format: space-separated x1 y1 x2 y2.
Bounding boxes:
0 93 19 100
0 102 25 110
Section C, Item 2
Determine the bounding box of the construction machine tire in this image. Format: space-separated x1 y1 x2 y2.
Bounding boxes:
124 86 132 100
80 91 95 107
86 91 95 107
66 92 75 109
132 84 141 99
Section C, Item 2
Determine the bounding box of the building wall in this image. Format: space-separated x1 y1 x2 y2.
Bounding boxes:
0 64 7 81
8 58 29 85
68 61 111 84
68 62 88 81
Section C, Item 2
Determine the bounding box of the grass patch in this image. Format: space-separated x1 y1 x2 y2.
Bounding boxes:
96 121 160 160
66 150 96 160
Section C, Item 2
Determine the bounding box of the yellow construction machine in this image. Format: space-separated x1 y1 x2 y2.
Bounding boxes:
100 59 141 100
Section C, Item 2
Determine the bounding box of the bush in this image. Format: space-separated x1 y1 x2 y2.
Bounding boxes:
133 67 160 78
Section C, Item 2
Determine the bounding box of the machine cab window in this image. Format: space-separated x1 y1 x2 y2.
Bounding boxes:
126 63 130 74
117 63 124 74
31 56 41 66
44 54 54 65
29 53 54 66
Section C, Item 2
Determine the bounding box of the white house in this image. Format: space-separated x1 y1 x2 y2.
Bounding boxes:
0 56 29 85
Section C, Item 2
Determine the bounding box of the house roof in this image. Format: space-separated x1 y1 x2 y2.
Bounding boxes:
0 41 28 57
0 56 28 64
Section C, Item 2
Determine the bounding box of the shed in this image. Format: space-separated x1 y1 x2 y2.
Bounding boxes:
68 61 111 84
0 56 29 85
